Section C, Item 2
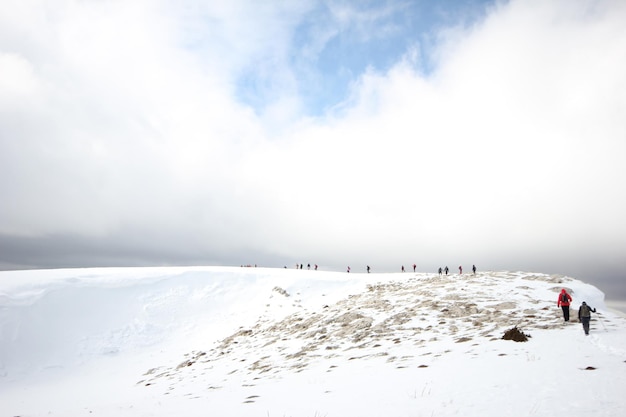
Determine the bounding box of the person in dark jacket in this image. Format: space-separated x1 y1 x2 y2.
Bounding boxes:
557 288 573 321
578 301 597 335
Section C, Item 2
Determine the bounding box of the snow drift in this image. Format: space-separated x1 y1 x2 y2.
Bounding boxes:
1 267 625 416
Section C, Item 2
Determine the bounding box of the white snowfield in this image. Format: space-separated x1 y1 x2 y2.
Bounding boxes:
1 267 625 417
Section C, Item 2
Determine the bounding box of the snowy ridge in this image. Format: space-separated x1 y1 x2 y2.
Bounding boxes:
1 267 625 416
137 271 614 391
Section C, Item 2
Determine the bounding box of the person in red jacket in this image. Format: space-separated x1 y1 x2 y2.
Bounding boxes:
557 288 573 321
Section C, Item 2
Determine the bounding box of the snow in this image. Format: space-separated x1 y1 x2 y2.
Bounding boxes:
1 266 625 416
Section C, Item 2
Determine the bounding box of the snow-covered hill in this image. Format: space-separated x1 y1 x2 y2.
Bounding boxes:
1 267 625 416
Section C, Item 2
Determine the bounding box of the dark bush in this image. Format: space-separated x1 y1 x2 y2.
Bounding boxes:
502 326 531 342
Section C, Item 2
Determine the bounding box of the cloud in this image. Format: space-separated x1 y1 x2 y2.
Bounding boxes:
1 0 264 234
235 0 626 277
0 0 625 299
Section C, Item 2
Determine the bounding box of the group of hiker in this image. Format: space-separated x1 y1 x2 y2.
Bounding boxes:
291 264 481 274
290 263 318 270
557 288 598 335
435 265 477 275
361 264 478 274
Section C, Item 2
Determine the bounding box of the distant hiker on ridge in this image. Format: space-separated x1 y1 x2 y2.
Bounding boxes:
459 265 462 275
438 267 442 276
557 288 573 321
472 265 477 275
367 265 371 273
578 301 597 335
413 264 416 272
401 265 405 272
444 266 449 275
347 266 350 273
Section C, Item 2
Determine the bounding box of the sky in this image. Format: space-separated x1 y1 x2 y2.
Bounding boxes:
1 1 625 298
1 267 626 416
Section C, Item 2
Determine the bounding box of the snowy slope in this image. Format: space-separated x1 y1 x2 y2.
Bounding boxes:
1 267 625 416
